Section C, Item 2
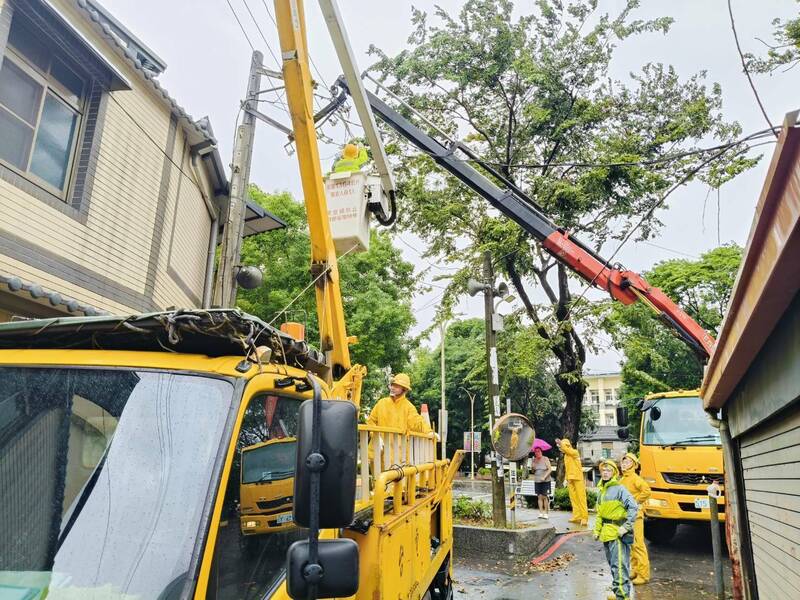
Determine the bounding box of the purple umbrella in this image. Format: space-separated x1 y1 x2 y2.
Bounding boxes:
531 438 552 452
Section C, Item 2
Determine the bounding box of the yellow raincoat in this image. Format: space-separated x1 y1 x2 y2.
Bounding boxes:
620 455 651 583
560 439 588 524
367 393 430 433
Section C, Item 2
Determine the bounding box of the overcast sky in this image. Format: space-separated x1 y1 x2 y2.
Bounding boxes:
102 0 800 372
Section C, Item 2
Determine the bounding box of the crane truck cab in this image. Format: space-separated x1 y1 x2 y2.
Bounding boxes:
0 310 460 600
636 390 725 543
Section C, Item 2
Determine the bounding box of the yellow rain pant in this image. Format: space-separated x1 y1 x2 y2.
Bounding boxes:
631 514 650 581
567 478 589 522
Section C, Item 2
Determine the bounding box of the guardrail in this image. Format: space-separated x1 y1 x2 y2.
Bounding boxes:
356 424 441 514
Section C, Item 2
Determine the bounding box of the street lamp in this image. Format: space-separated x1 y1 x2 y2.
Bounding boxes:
440 316 460 460
460 386 477 480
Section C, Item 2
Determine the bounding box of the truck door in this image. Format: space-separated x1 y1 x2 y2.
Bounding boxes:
201 375 313 600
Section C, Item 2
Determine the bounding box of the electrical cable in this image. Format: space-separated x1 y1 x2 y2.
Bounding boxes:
237 0 291 117
224 0 255 51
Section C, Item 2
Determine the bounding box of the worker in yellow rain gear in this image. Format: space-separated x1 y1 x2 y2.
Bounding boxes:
555 437 588 526
594 459 638 600
367 373 431 433
619 452 651 585
332 142 369 173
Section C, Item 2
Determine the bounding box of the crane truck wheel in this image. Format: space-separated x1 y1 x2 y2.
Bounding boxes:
425 554 453 600
644 519 678 544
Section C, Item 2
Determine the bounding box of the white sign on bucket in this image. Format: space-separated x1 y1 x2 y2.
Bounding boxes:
324 171 380 255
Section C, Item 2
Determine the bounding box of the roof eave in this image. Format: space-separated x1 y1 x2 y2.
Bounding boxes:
701 111 800 409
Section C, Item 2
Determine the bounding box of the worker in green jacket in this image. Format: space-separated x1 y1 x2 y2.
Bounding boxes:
332 143 369 173
593 459 639 600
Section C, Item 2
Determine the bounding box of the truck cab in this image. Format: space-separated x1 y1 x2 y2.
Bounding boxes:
638 390 725 543
0 310 459 599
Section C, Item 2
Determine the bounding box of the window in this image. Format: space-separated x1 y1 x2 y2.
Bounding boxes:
0 367 235 598
0 13 86 196
208 393 305 599
604 389 613 404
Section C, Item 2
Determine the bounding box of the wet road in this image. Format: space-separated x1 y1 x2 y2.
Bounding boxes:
453 522 732 599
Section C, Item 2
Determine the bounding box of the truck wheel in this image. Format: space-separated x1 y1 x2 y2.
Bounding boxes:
644 519 677 544
427 554 453 600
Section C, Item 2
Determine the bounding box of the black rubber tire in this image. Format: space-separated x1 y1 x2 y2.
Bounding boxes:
644 519 678 544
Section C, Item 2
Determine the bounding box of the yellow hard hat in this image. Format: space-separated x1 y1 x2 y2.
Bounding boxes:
599 459 619 476
343 143 359 159
391 373 411 391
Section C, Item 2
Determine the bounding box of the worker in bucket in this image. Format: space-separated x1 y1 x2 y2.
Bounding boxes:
332 142 369 173
555 437 588 526
619 452 651 585
367 373 432 434
594 459 638 600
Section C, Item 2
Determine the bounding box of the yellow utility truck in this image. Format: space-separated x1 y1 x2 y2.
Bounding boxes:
635 390 725 543
239 436 297 541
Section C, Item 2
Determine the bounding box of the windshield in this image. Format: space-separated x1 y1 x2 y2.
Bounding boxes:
0 366 234 599
642 395 721 446
242 440 296 484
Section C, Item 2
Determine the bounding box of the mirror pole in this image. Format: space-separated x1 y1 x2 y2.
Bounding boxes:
304 375 325 598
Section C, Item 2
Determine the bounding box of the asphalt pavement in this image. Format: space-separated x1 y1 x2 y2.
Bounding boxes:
452 521 732 599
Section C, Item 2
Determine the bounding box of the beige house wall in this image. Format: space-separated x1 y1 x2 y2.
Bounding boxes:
0 0 217 317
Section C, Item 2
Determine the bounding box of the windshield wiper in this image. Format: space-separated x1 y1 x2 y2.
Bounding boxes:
669 435 719 445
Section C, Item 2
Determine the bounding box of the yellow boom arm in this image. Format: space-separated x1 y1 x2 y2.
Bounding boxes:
274 0 352 382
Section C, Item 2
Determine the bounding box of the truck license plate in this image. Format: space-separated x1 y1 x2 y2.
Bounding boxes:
277 513 294 525
694 498 710 509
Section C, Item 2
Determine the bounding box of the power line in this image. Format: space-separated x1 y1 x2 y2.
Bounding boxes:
459 128 778 171
241 0 282 68
224 0 254 51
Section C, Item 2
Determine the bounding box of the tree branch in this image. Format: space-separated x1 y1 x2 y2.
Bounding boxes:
727 0 778 137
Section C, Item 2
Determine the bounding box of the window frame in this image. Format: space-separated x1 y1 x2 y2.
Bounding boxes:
0 21 88 200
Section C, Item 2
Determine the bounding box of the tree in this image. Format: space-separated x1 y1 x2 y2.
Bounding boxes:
370 0 756 468
237 186 418 403
603 244 743 439
745 2 800 74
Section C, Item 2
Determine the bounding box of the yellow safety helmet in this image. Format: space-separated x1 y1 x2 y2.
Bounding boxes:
599 459 619 477
391 373 412 391
342 143 359 159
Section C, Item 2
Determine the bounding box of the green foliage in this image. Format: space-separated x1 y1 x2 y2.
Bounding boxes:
237 186 417 402
453 495 492 521
477 467 491 477
603 244 743 439
408 315 565 457
552 486 597 510
370 0 755 449
745 2 800 74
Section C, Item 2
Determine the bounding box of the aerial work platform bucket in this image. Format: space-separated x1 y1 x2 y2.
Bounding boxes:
324 171 381 255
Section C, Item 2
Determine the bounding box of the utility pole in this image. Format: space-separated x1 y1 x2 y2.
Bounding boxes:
482 251 507 527
213 51 264 308
440 319 453 460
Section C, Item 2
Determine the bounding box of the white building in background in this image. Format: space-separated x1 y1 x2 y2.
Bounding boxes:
584 371 622 426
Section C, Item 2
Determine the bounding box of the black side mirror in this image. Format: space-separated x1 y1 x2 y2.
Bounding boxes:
617 427 629 441
287 539 359 599
651 406 662 421
616 407 629 428
294 398 358 528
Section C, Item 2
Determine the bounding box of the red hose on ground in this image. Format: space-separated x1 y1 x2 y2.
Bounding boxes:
530 530 591 564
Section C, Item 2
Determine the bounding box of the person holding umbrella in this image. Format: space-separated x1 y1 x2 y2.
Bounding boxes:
530 443 552 519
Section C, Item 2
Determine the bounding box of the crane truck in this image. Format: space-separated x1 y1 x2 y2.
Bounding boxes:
315 1 725 549
0 1 461 599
